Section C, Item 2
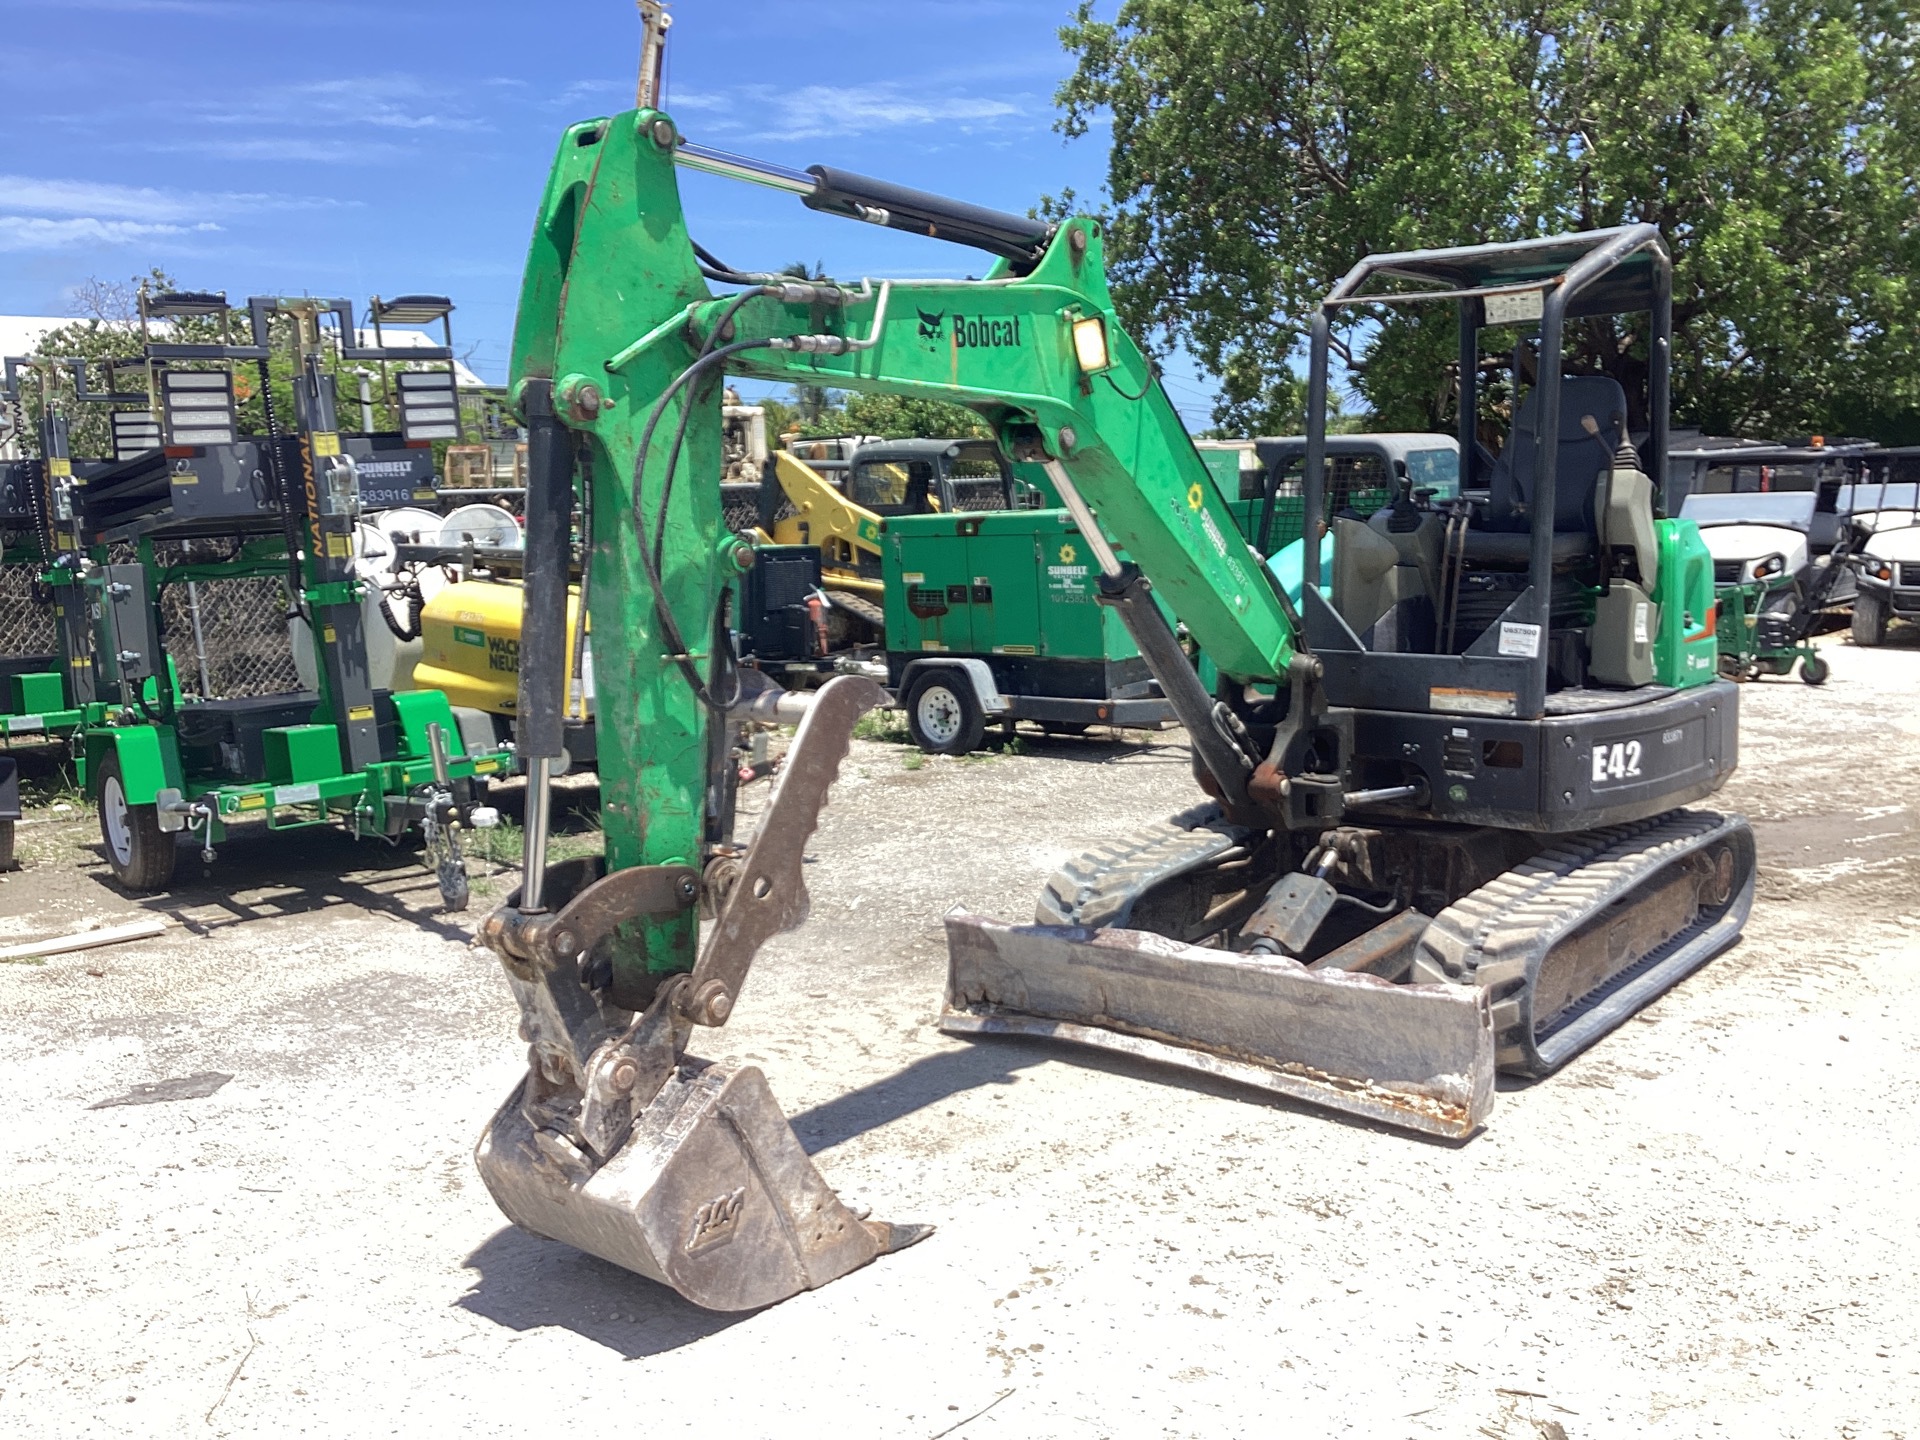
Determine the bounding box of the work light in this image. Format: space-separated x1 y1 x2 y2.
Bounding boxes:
1072 315 1110 373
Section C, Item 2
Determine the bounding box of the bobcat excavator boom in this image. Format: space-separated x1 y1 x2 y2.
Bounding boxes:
480 92 1752 1311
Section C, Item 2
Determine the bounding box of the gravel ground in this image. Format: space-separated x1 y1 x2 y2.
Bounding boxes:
2 626 1917 1439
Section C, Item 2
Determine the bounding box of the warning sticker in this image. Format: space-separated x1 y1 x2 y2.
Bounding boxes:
311 432 341 457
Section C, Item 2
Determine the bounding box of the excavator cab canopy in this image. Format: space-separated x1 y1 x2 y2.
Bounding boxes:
1297 225 1701 726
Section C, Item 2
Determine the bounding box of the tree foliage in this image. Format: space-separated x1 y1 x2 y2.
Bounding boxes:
1056 0 1920 440
759 385 991 443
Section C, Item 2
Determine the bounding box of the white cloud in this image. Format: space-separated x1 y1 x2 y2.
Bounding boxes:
669 82 1027 142
0 174 340 253
189 74 489 135
150 137 406 164
0 216 222 253
0 175 263 224
0 174 343 220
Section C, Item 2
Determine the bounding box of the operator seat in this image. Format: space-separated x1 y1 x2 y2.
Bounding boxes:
1488 375 1629 531
1463 375 1629 569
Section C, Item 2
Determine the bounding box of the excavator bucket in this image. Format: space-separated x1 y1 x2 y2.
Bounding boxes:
942 913 1496 1140
476 676 929 1312
476 1059 924 1313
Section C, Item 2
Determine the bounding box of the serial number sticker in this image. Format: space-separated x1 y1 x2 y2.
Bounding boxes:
903 573 925 585
311 432 342 457
7 715 46 733
274 781 322 806
1633 602 1652 646
1430 686 1517 717
1591 740 1644 784
1497 621 1542 658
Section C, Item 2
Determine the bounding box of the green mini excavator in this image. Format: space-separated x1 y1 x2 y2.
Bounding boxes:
477 79 1753 1313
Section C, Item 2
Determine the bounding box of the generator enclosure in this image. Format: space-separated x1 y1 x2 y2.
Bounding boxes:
880 509 1157 701
413 578 591 719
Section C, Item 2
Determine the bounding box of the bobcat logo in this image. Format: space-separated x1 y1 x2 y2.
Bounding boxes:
916 308 946 341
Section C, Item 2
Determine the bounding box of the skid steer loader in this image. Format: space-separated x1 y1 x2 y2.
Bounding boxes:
477 74 1753 1311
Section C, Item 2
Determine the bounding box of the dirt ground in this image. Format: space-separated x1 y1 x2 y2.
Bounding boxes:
2 626 1917 1440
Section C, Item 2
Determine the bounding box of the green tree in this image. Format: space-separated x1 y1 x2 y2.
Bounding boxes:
1055 0 1920 440
840 391 991 440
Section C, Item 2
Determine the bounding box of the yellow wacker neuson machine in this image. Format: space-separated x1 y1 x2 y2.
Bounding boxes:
469 12 1754 1312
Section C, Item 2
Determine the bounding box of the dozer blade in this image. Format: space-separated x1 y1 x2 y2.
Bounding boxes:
941 912 1495 1140
477 1058 926 1313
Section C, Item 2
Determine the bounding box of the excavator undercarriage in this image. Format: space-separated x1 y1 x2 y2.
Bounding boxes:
948 800 1753 1139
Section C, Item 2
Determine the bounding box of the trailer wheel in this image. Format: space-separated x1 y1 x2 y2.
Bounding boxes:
1799 653 1830 686
94 755 178 892
1852 591 1887 647
904 670 985 756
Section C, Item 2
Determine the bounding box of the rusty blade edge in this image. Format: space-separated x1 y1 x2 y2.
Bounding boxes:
939 1007 1484 1142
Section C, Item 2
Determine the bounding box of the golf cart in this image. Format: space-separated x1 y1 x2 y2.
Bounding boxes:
1843 462 1920 645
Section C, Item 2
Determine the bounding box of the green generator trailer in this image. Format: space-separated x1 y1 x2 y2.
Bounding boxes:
878 507 1173 753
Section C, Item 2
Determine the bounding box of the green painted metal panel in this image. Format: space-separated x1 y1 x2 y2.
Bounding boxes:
966 530 1045 658
7 672 63 716
93 724 180 805
885 522 975 656
1651 518 1724 688
264 725 341 784
883 509 1152 667
388 687 466 760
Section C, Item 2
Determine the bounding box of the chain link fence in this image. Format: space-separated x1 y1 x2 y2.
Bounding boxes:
143 542 301 699
156 574 301 700
4 547 299 702
1 561 57 664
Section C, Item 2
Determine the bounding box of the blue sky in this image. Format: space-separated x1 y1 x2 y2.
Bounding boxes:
0 0 1222 426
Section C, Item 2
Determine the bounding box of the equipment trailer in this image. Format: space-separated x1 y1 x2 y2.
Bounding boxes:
466 43 1754 1312
69 291 513 904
